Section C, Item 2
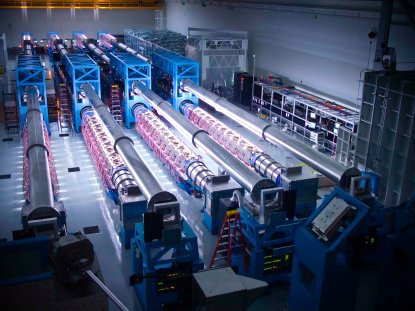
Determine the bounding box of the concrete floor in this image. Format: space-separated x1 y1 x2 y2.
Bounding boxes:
0 57 334 310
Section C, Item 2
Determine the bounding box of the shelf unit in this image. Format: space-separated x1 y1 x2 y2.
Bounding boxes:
251 81 359 158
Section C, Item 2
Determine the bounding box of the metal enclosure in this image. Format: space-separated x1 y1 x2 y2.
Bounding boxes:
355 71 415 207
289 188 369 311
281 164 318 217
186 28 248 90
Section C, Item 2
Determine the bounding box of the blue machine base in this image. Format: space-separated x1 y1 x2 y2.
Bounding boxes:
119 225 134 249
203 211 220 235
133 275 183 311
130 221 203 311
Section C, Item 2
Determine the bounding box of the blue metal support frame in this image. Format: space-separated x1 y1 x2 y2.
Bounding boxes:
130 220 203 311
16 55 49 132
108 52 151 128
151 51 199 110
61 53 100 132
236 206 303 284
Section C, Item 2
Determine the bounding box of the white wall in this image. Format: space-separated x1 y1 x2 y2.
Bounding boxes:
0 8 155 46
166 2 415 105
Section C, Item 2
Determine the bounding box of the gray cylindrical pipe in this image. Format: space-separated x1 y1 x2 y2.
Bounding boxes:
132 82 276 204
86 43 110 64
56 43 68 56
25 86 59 220
80 83 177 210
112 40 151 63
181 79 360 186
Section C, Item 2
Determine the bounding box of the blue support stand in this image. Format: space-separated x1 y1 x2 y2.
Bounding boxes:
151 50 199 110
117 191 147 249
289 188 369 311
237 206 303 284
108 52 151 128
130 220 203 311
16 55 50 133
61 53 100 132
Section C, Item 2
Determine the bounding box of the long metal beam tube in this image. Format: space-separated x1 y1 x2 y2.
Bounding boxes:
26 86 55 212
181 79 359 185
86 42 110 64
115 41 150 63
132 82 275 204
80 83 177 210
86 270 129 311
56 43 68 56
102 33 150 63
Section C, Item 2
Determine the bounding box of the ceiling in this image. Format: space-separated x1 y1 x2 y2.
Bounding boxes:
0 1 163 9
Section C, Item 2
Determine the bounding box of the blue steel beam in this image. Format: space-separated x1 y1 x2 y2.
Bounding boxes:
61 53 100 132
151 50 199 110
16 55 49 132
108 52 151 128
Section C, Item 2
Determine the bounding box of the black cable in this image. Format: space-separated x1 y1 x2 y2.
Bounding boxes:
366 40 373 70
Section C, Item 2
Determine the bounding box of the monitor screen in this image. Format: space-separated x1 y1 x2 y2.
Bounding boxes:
335 122 340 128
308 122 316 129
310 112 316 119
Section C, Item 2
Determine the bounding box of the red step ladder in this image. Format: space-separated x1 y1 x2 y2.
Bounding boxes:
110 85 122 124
209 209 247 269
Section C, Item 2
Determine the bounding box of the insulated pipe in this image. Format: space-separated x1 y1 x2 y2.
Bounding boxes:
100 33 150 63
132 82 276 204
25 86 59 220
80 83 177 211
181 79 360 186
86 270 129 311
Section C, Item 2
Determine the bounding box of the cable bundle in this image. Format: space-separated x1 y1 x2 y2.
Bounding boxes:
134 106 198 185
82 110 125 192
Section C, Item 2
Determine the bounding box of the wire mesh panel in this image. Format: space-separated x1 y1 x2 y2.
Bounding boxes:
186 28 248 94
355 71 415 206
